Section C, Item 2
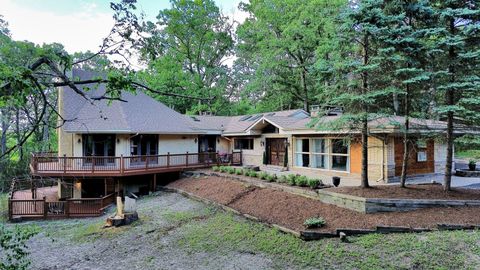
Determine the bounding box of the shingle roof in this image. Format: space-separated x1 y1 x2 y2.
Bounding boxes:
62 69 202 134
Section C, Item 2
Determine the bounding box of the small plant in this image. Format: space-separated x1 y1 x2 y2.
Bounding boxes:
259 171 268 180
265 174 275 182
212 166 220 172
227 167 235 174
243 169 249 176
303 217 326 228
219 166 227 173
249 171 258 178
307 178 321 189
277 175 288 183
287 174 297 186
235 169 243 175
296 175 308 187
469 160 477 171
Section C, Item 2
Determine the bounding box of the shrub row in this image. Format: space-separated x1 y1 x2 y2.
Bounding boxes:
212 166 323 189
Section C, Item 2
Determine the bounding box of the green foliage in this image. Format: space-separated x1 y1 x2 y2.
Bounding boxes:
258 171 268 180
235 169 243 175
456 150 480 160
226 167 235 174
265 174 276 182
138 0 234 114
212 166 220 172
307 178 321 189
469 160 477 166
303 217 326 228
286 174 297 186
295 175 309 187
0 225 39 270
277 175 288 184
219 166 228 173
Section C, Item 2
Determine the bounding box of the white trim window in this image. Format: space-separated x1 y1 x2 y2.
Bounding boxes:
234 138 254 150
294 137 350 172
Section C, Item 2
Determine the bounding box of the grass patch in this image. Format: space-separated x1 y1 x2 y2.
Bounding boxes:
456 150 480 160
177 211 480 269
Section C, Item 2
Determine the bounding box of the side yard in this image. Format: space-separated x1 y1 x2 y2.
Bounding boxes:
2 191 480 269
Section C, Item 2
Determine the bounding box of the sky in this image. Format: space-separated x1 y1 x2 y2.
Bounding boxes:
0 0 247 54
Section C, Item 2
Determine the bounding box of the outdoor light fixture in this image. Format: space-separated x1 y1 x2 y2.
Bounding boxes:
260 141 265 147
117 138 120 144
77 138 81 144
194 138 198 143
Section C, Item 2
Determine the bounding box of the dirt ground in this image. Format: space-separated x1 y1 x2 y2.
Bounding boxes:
168 176 480 232
330 184 480 200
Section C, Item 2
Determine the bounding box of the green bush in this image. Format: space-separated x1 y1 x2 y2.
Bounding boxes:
243 169 249 176
303 217 326 228
235 169 243 175
259 171 268 180
227 167 235 174
296 175 309 187
307 178 321 189
249 171 258 178
265 174 275 182
277 175 288 183
0 224 39 270
287 174 297 186
219 166 227 173
212 166 220 172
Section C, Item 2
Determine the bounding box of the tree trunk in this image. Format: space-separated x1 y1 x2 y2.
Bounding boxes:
15 109 23 161
300 68 309 112
400 85 410 187
360 34 370 188
444 18 456 192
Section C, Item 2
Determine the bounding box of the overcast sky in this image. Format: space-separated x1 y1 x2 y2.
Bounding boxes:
0 0 247 54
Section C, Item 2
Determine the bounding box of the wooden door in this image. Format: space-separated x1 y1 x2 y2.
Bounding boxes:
268 138 287 166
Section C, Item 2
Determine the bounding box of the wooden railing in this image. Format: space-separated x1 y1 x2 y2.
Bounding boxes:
31 151 242 176
8 193 116 220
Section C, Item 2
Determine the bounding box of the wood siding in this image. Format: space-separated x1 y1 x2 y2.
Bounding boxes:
394 138 434 176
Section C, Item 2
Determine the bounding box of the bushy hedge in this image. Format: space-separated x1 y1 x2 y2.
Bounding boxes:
212 166 323 190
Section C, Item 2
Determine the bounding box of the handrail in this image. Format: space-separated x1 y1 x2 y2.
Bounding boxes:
31 151 243 175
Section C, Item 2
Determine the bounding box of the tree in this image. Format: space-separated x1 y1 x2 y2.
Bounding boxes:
137 0 235 114
236 0 346 112
431 0 480 191
328 0 395 188
381 1 434 187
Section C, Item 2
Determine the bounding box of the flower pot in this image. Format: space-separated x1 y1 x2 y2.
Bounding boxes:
469 163 476 171
332 176 341 187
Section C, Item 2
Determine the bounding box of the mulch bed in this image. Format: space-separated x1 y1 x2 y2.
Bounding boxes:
167 176 480 233
329 184 480 200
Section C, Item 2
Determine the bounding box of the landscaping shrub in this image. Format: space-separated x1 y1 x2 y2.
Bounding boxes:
259 171 268 180
212 166 220 172
235 169 243 175
227 167 235 174
307 178 321 189
219 166 227 173
296 175 309 187
277 175 288 183
266 174 275 182
243 169 249 176
303 217 326 229
287 174 297 186
249 171 258 178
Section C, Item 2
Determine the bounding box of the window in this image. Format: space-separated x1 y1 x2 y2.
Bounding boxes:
234 138 254 150
294 138 349 172
295 139 310 167
416 139 428 162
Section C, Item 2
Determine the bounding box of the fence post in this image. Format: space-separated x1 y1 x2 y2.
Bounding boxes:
8 198 12 220
186 152 189 167
43 197 47 219
63 154 67 173
65 200 70 218
167 152 170 168
240 150 243 166
120 155 124 174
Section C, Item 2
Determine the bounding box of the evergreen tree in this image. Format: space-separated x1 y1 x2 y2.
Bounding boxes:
430 0 480 190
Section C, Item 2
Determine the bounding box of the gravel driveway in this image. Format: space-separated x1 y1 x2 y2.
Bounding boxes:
24 192 276 270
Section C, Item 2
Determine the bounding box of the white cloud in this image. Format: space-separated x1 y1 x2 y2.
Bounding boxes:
0 0 114 53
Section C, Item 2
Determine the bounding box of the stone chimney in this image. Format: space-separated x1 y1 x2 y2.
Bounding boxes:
310 105 321 117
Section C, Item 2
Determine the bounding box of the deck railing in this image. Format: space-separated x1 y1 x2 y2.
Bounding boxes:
30 151 242 176
8 193 116 220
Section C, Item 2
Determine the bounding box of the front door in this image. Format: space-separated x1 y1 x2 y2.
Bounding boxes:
83 134 115 165
267 138 287 166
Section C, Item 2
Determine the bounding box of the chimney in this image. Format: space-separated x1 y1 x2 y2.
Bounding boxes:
310 105 321 117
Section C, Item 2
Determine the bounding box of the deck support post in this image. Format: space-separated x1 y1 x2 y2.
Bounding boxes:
167 152 170 168
186 152 189 167
153 174 157 192
43 196 47 219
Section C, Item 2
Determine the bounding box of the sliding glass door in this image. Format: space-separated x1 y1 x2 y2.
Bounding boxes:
82 134 116 165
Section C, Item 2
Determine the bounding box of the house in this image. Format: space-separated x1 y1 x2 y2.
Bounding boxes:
30 69 474 201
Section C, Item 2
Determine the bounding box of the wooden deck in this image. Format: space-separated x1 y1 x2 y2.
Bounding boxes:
30 152 242 177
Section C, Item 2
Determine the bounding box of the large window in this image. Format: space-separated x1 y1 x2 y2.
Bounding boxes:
294 138 349 172
234 138 254 150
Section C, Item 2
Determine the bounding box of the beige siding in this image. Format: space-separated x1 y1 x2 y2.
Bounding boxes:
217 137 231 154
158 135 198 154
